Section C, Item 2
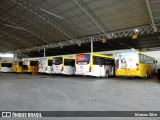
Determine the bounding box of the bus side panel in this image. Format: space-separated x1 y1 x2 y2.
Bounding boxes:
92 65 102 77
12 65 17 72
139 63 155 77
30 66 38 73
17 66 23 72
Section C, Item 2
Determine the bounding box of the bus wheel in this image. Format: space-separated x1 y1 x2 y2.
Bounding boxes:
105 71 109 78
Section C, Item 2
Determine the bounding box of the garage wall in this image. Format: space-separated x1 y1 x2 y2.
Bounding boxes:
143 51 160 60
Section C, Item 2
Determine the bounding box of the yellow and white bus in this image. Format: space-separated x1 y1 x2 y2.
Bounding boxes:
23 59 39 73
114 49 156 78
75 53 115 77
12 61 23 73
53 56 75 75
38 57 53 74
0 62 12 72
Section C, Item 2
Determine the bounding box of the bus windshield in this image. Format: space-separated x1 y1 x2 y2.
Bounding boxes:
54 57 62 65
1 63 12 67
23 60 29 65
48 60 53 66
64 59 75 66
18 62 23 66
76 54 90 65
30 61 38 66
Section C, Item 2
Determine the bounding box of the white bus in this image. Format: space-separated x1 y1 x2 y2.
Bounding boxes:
38 57 53 74
0 62 12 72
53 56 75 75
75 53 115 77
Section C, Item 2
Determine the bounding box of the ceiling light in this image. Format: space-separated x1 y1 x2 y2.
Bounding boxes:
3 24 25 30
134 29 139 32
41 9 63 19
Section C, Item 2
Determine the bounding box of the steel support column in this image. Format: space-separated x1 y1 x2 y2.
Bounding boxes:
146 0 157 32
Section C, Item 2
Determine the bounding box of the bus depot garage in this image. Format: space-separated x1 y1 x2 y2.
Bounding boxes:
0 0 160 119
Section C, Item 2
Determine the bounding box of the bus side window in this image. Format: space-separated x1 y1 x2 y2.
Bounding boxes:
109 59 114 65
93 56 99 65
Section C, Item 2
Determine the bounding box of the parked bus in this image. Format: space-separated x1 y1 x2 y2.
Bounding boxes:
0 62 12 72
114 49 156 78
38 57 53 74
53 56 75 75
75 53 115 77
23 59 39 73
12 61 23 72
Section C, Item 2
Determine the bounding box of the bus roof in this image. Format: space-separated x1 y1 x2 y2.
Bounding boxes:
138 51 155 59
114 49 155 59
54 56 75 59
0 62 12 64
23 59 38 61
39 57 53 60
76 53 114 59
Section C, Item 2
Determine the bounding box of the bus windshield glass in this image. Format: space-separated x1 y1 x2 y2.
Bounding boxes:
76 54 90 65
48 60 53 66
64 59 75 66
18 62 23 66
23 60 29 65
1 63 12 67
54 57 62 65
30 61 38 66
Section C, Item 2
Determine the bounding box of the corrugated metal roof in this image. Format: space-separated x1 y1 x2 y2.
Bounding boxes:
0 0 160 53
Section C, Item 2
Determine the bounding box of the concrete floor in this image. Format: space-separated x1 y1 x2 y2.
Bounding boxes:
0 73 160 120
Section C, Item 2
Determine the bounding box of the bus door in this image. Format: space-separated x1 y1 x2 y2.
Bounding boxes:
23 60 29 70
64 59 75 75
99 60 104 77
104 59 114 76
93 57 104 77
108 59 114 75
48 59 53 73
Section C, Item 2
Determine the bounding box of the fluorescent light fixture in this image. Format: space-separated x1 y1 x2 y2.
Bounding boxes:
41 9 63 19
134 29 139 32
0 53 14 57
3 24 25 30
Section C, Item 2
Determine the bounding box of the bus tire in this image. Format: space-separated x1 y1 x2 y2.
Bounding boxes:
105 71 109 78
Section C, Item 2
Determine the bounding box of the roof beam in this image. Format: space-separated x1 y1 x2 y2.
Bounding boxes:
0 15 51 44
145 0 157 32
72 0 107 36
12 25 160 53
10 0 76 40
